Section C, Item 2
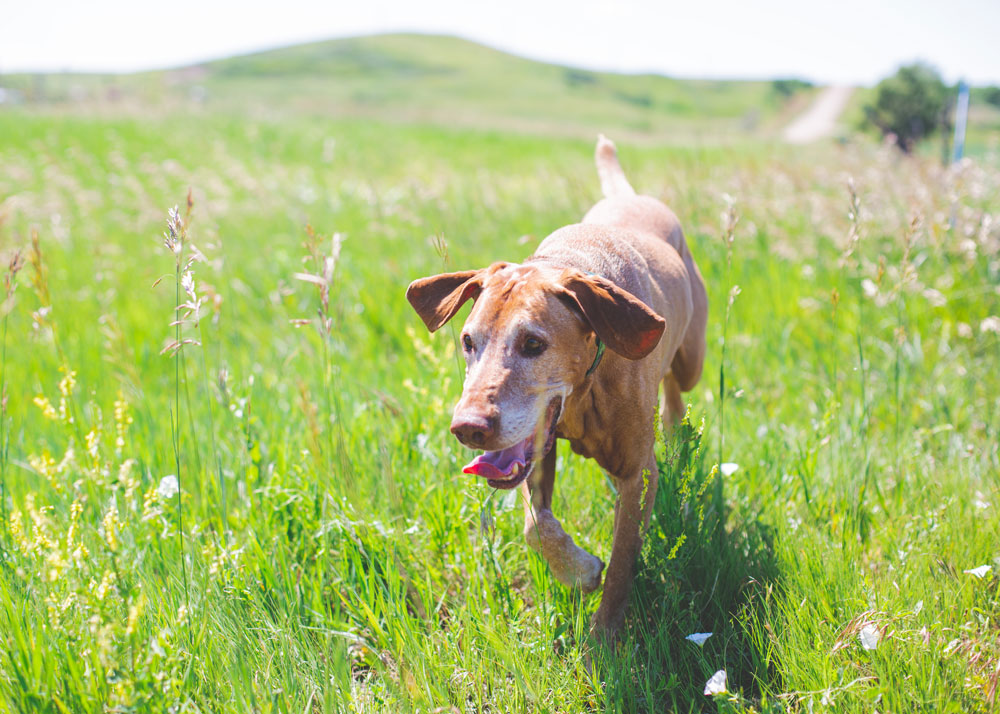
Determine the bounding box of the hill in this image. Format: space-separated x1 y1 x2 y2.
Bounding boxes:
0 33 811 142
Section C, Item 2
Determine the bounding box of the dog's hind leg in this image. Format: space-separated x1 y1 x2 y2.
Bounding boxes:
521 447 604 592
661 372 686 431
671 256 708 393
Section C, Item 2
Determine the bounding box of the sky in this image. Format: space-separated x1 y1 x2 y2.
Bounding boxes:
2 0 998 85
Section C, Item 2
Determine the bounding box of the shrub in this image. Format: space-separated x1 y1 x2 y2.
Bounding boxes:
863 63 950 153
771 78 813 97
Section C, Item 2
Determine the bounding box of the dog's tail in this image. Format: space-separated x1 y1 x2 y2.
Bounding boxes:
595 134 636 198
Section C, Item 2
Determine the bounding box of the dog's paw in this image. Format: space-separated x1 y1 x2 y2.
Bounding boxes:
578 553 604 594
589 605 626 643
547 546 604 592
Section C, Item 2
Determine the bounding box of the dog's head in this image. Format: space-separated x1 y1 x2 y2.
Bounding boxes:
406 261 664 489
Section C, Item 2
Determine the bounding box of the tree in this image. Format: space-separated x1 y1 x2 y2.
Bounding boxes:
982 86 1000 109
864 63 950 153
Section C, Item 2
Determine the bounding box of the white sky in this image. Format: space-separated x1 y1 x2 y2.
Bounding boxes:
2 0 998 85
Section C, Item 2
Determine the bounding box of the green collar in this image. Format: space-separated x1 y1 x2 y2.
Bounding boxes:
580 270 605 377
585 338 605 377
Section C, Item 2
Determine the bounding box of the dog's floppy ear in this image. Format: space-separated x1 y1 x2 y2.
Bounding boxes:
556 271 665 360
406 269 485 332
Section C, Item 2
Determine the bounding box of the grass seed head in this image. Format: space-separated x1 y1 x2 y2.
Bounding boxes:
3 247 24 300
28 229 50 307
431 234 450 264
163 205 184 255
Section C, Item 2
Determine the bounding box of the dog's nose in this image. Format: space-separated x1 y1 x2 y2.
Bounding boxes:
450 413 498 448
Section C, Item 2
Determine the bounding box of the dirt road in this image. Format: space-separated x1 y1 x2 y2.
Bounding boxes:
783 86 854 143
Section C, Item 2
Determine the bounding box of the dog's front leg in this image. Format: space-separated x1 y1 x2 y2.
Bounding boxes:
591 453 659 638
520 448 604 592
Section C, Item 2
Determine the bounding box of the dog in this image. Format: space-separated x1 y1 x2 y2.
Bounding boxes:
406 136 707 637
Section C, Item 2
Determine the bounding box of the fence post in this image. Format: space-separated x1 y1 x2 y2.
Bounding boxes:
952 81 969 163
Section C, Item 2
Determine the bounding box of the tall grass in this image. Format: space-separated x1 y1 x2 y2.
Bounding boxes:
0 250 24 536
160 198 194 631
293 226 350 490
716 196 740 537
0 112 996 712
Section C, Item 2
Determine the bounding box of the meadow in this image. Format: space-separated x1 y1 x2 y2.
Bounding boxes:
0 101 998 712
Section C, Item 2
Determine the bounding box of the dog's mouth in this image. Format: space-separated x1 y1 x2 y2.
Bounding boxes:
462 397 562 490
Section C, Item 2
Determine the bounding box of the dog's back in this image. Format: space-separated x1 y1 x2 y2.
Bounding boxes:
535 136 707 393
586 135 692 263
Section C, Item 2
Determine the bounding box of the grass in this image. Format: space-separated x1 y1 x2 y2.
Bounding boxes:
0 106 997 713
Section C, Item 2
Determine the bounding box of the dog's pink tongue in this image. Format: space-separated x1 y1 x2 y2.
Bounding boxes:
462 439 527 480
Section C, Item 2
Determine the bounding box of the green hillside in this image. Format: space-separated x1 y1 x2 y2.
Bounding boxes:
1 33 810 141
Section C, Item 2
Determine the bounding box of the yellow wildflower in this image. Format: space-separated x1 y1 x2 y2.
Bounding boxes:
120 459 139 503
45 598 58 624
113 391 132 453
28 452 58 481
67 500 89 566
70 542 90 567
44 549 67 582
9 510 28 555
27 496 57 555
52 368 77 424
57 396 71 423
33 395 58 420
95 569 116 601
67 500 82 547
46 593 78 626
141 485 160 520
126 593 146 636
85 427 100 464
57 368 76 397
101 506 120 552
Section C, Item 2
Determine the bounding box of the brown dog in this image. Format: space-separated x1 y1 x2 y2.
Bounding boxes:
406 136 707 636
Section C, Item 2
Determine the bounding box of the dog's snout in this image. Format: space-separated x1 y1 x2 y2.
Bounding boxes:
450 412 498 448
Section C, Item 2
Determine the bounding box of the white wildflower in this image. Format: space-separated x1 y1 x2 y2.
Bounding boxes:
922 288 946 307
964 565 991 578
720 463 739 477
704 669 727 696
859 624 880 650
980 316 1000 334
685 632 713 647
157 475 179 500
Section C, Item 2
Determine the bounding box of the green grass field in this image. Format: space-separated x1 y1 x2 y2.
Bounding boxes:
0 42 999 713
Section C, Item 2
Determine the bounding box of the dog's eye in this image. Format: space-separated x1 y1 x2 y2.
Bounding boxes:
521 336 546 357
462 334 474 352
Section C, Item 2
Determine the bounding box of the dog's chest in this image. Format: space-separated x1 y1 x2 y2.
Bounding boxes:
556 400 611 464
